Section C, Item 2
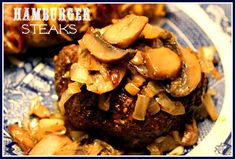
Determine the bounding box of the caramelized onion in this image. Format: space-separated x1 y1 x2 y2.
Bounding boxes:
38 119 64 129
167 146 184 155
147 135 179 155
144 81 164 97
181 119 198 146
70 63 90 84
147 98 161 115
171 119 199 146
87 65 126 94
58 82 83 115
69 131 87 142
203 93 218 121
76 139 122 155
131 74 146 87
29 134 72 155
198 46 216 74
70 46 127 94
54 142 78 155
132 94 151 121
156 93 185 116
29 97 50 118
125 82 140 96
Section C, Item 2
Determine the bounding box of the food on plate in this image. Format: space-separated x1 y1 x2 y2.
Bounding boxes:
102 14 148 48
54 14 209 152
4 4 165 54
8 97 122 155
165 47 202 97
8 14 220 155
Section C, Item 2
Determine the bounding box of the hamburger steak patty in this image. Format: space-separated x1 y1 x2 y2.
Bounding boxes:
54 44 208 150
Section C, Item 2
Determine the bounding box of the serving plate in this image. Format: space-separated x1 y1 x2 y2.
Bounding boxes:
3 3 232 156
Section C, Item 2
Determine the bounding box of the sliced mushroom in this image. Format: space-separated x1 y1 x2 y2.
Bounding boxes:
166 47 202 97
69 44 127 94
82 30 136 63
103 14 148 48
87 64 126 94
130 47 181 80
141 23 164 39
144 47 181 80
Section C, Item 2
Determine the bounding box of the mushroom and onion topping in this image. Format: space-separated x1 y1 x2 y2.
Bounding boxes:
8 14 220 156
52 14 218 154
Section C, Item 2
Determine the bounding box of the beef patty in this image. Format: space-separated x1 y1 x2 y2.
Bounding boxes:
54 44 208 150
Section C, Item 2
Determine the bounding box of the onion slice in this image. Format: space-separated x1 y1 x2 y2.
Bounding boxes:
203 93 218 121
132 94 150 121
124 82 140 96
29 134 72 155
29 97 50 118
58 82 83 115
144 81 164 97
70 63 90 84
156 93 185 116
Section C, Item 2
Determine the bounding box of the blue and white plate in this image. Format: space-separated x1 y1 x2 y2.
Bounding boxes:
3 3 232 156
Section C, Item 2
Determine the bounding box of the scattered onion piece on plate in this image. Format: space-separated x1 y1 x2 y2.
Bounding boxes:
29 134 72 155
198 46 222 80
29 97 51 118
203 92 218 122
167 146 184 156
54 141 79 155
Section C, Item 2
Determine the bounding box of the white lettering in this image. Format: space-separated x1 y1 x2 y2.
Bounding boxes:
22 24 30 34
48 24 59 34
67 8 74 21
31 8 41 21
75 8 82 21
60 24 70 34
22 8 30 21
39 24 48 34
14 7 91 22
58 8 66 21
42 8 49 21
30 24 37 34
83 8 91 21
50 8 57 21
13 8 22 21
69 24 77 34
